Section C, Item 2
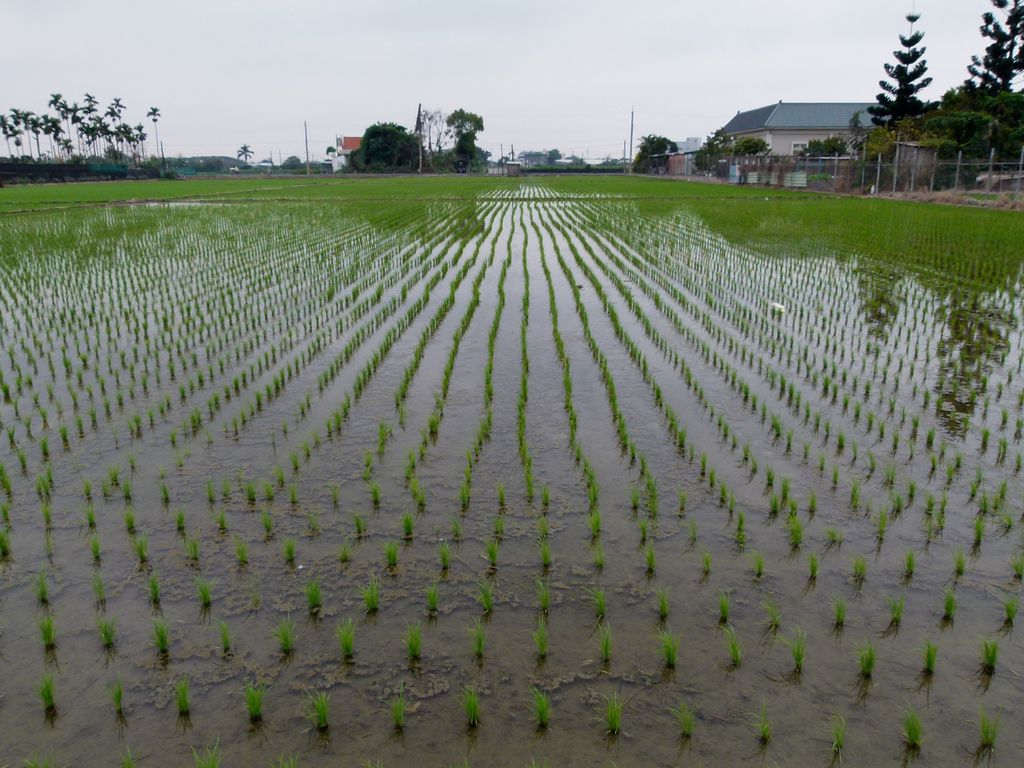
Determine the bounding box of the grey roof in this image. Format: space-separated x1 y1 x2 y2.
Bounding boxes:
723 102 873 134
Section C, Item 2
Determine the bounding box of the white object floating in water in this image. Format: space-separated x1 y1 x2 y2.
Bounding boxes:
769 302 786 315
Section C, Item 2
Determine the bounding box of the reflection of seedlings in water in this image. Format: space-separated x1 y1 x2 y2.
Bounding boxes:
530 687 550 729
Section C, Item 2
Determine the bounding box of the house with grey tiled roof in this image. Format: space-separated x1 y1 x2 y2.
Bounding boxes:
722 102 872 156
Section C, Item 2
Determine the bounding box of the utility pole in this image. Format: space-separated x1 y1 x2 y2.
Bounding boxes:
416 103 423 173
628 108 634 173
304 120 310 176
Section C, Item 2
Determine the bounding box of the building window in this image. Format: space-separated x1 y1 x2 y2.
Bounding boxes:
792 142 807 154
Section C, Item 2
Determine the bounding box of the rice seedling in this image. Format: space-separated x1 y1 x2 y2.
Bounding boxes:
402 512 414 540
462 686 481 727
195 577 213 609
656 588 669 621
980 639 998 675
603 693 623 735
645 544 656 574
943 589 957 622
471 618 486 658
176 675 191 716
754 700 771 746
904 550 915 579
191 742 222 768
536 578 551 612
39 674 55 715
426 582 439 614
921 639 937 675
439 541 451 571
718 592 730 624
902 708 922 752
977 708 998 757
808 552 818 582
148 573 161 606
306 690 330 731
725 626 742 667
598 623 612 664
385 541 399 569
589 587 606 620
363 576 380 613
701 550 711 578
477 580 494 614
533 617 548 659
390 685 408 731
282 537 296 565
857 642 876 679
485 538 499 569
887 596 904 629
852 555 867 585
659 628 679 668
274 618 296 655
336 618 356 660
39 615 57 650
244 680 265 723
528 686 551 729
218 621 231 655
406 622 422 661
98 617 117 650
35 569 49 605
829 714 846 759
1003 595 1018 626
110 679 124 717
785 627 807 673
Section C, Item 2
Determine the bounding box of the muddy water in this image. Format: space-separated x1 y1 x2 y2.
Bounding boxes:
0 188 1022 767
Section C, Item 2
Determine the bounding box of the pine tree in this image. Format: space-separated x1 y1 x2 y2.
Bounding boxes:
869 13 934 127
967 0 1024 95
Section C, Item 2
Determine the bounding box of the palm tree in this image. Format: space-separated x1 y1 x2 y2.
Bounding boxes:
0 115 12 158
147 106 162 165
237 144 253 164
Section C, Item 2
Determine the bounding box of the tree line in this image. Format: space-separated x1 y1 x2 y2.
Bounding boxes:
1 93 162 165
347 107 486 173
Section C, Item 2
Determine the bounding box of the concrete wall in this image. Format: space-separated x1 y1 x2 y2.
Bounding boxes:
729 128 854 156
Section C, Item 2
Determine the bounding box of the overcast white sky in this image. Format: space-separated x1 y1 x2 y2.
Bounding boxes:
1 0 996 161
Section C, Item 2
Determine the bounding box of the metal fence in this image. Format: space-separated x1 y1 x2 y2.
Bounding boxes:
679 152 1024 195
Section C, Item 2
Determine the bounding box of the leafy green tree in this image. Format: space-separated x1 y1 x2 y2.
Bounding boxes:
237 144 253 164
355 123 418 171
967 0 1024 94
633 134 677 172
446 109 484 165
804 136 848 156
546 148 562 165
281 155 303 170
870 13 935 126
694 128 731 170
732 137 770 156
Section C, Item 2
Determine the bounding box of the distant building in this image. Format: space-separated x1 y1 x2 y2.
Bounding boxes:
332 136 362 172
517 151 548 167
722 102 871 156
675 137 701 154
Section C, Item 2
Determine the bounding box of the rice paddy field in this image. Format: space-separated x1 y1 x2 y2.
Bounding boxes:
1 175 1023 766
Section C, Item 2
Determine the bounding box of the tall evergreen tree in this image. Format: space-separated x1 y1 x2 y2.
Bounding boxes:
869 13 934 127
967 0 1024 94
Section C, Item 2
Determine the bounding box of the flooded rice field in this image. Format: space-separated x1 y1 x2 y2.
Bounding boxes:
0 178 1022 766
